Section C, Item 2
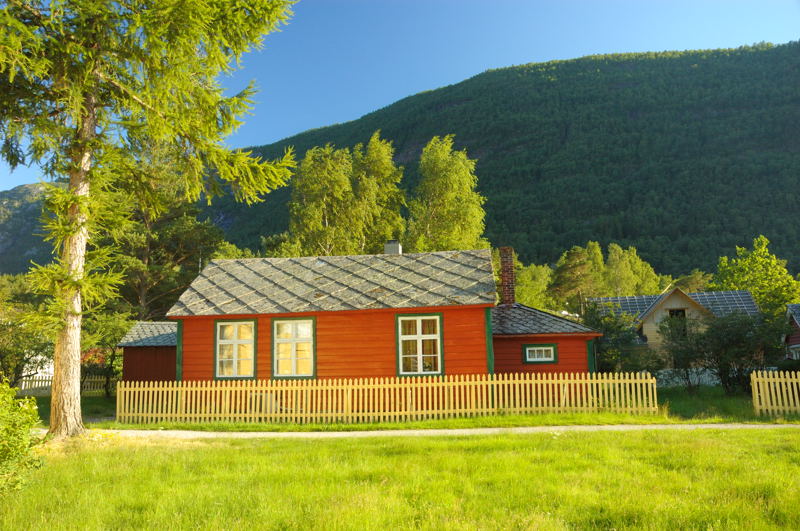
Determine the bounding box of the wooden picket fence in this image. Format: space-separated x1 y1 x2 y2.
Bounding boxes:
116 372 658 424
751 370 800 416
17 376 114 397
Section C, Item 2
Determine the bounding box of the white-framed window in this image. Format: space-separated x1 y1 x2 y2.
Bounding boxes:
397 315 442 375
273 319 314 377
789 345 800 361
216 321 255 378
524 344 557 364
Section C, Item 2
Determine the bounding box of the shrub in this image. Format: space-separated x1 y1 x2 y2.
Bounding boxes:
0 381 40 494
775 359 800 372
583 303 666 373
657 311 787 395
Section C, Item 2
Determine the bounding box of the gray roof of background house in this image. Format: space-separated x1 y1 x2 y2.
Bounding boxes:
167 249 496 317
787 304 800 324
118 321 178 347
492 303 598 335
589 290 759 320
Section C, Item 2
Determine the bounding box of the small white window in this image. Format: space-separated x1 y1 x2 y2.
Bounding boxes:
398 315 442 375
524 345 556 363
789 346 800 361
216 321 255 378
273 319 314 377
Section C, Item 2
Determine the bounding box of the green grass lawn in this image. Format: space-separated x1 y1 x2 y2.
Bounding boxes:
3 429 800 529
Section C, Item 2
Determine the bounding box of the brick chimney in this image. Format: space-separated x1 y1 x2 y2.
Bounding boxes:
499 246 515 306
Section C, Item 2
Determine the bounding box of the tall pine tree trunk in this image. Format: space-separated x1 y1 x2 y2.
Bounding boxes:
49 96 95 438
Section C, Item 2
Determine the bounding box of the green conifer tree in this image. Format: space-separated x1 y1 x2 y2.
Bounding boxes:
0 0 295 437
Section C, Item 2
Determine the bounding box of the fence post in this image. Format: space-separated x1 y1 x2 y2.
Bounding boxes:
751 371 760 415
345 379 352 423
116 380 122 422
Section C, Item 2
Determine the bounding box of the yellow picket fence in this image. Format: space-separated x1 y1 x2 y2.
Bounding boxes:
116 372 658 424
17 375 113 396
751 370 800 416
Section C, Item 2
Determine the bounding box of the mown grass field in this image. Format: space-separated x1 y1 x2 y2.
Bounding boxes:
34 386 800 432
3 428 800 529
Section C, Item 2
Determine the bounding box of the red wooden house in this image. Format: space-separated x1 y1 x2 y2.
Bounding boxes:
120 244 600 381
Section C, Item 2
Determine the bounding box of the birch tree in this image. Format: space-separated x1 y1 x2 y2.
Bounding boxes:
278 131 405 256
406 135 489 252
0 0 295 437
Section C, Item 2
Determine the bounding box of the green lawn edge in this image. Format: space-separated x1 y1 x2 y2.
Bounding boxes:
33 385 800 433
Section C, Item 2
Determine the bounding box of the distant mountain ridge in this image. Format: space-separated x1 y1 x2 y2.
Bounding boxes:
3 41 800 275
0 183 50 274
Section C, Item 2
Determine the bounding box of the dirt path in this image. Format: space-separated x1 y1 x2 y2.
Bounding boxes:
52 423 800 440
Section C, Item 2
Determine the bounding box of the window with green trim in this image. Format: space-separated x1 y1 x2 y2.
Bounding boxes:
398 315 442 375
523 344 557 364
216 321 255 378
273 319 314 377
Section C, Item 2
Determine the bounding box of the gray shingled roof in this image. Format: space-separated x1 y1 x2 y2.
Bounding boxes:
167 249 496 317
590 294 658 318
589 290 759 319
118 321 177 347
492 303 598 335
787 304 800 325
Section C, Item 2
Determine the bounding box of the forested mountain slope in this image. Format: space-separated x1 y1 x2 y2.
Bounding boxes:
2 42 800 275
210 41 800 275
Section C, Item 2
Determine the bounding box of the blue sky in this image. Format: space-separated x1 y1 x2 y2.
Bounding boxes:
2 0 799 189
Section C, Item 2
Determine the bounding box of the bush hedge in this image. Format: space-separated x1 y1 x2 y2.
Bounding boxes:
0 381 40 494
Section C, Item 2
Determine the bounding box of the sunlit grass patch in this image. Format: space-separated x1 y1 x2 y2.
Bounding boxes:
4 429 800 529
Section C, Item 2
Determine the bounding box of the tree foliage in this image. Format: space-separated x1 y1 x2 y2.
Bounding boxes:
406 135 488 252
656 315 706 392
658 311 788 394
491 248 555 309
700 312 787 394
110 203 231 320
551 241 671 313
351 132 406 252
582 303 646 372
277 131 489 258
515 262 556 310
673 269 712 293
709 235 800 317
0 381 40 494
0 275 51 387
277 132 405 257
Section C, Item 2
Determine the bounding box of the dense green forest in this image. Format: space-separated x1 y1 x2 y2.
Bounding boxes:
207 41 800 275
3 42 800 276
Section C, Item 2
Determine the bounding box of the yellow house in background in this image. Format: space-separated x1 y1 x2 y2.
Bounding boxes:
590 288 759 346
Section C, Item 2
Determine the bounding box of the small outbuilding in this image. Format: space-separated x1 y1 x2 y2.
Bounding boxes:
119 321 178 381
491 248 602 373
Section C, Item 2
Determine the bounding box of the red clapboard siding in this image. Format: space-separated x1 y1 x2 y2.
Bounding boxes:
178 305 491 381
493 334 597 374
122 346 177 381
788 319 800 347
